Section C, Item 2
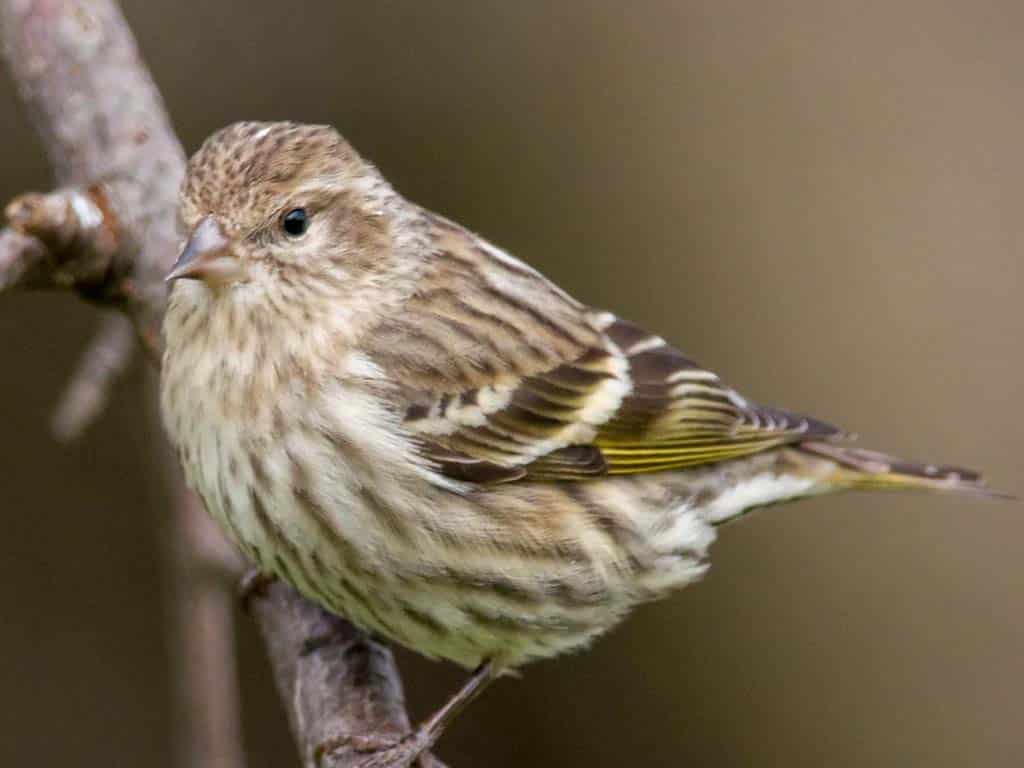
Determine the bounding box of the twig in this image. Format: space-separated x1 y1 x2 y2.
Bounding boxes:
50 311 136 440
164 479 249 768
251 581 447 768
0 226 51 291
1 2 439 766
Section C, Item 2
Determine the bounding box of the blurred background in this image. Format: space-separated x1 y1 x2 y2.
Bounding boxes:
1 1 1021 766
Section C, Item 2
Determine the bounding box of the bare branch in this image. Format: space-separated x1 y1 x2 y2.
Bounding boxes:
1 182 141 441
0 226 50 291
3 185 126 292
1 3 440 766
1 0 182 325
164 483 248 768
251 581 448 768
50 311 135 441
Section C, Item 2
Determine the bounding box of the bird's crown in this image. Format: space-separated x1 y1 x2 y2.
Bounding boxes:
181 121 370 233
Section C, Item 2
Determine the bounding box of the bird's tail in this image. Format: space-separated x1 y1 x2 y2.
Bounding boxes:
798 441 1012 499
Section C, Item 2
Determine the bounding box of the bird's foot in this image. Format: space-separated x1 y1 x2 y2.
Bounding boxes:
315 729 436 768
314 661 496 767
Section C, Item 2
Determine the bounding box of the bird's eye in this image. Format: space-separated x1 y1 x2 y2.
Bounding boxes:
281 208 309 237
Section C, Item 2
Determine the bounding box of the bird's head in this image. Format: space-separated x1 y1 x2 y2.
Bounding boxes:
169 121 421 313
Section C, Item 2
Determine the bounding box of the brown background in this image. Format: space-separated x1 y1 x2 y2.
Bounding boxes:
1 2 1021 766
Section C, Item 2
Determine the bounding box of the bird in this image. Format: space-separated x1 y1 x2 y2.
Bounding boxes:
161 121 1004 761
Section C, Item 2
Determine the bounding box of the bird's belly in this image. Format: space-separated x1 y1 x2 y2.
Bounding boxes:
180 436 595 667
201 482 627 669
175 394 716 669
301 553 630 670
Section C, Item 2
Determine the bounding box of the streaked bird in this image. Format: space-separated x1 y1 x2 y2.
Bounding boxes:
161 121 1005 761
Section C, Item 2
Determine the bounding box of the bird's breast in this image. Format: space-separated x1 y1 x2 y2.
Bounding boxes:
161 323 440 568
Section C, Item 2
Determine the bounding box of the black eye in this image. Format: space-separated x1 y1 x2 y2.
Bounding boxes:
281 208 309 237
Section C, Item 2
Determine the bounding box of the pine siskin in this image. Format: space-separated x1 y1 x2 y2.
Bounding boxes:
161 121 1003 757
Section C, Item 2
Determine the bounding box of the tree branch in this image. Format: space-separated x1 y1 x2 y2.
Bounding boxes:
163 475 248 768
50 310 135 440
252 582 446 768
0 226 51 290
1 1 437 766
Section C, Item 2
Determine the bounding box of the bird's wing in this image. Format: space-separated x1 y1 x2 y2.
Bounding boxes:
363 213 841 484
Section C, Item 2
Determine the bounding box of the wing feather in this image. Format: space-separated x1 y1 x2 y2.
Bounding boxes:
363 213 841 485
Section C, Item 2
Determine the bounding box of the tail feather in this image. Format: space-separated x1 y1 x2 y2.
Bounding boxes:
799 440 1013 500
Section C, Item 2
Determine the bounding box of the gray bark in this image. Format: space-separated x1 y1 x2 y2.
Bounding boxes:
0 1 441 766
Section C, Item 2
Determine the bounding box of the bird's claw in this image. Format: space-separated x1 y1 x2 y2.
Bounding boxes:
316 729 436 768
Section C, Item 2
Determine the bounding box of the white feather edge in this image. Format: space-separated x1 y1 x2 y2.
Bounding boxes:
701 472 818 524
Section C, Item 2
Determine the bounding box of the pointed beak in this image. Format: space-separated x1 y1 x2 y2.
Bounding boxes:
166 215 239 284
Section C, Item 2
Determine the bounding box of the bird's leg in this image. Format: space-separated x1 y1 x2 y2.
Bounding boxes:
321 660 497 767
414 659 497 748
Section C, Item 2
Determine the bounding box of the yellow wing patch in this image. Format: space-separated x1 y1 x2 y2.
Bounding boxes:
366 215 839 485
402 314 839 484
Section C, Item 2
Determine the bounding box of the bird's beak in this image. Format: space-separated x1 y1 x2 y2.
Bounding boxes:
166 215 240 284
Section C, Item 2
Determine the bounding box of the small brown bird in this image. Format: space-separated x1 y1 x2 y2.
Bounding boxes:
162 121 1001 760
